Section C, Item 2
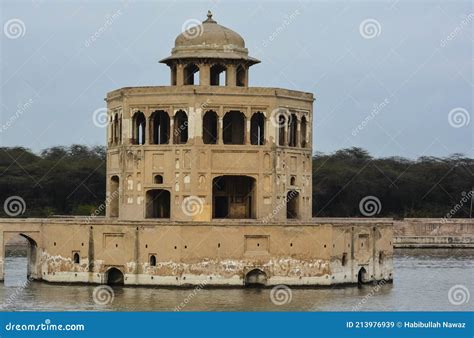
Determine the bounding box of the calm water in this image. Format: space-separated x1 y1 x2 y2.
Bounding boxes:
1 248 472 311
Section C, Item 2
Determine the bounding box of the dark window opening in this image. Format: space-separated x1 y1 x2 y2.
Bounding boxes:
149 255 156 266
286 190 299 219
342 253 347 266
210 64 226 86
212 176 256 219
154 175 163 184
250 112 265 145
300 116 307 148
150 110 170 144
132 112 146 145
203 110 218 144
171 65 177 86
290 176 296 186
379 251 384 264
109 176 119 218
173 110 188 144
236 65 246 87
73 252 80 264
146 189 170 218
288 114 297 147
278 114 286 146
184 63 199 85
358 267 367 285
223 111 245 145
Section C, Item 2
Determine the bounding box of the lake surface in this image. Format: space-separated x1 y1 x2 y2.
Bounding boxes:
1 248 472 311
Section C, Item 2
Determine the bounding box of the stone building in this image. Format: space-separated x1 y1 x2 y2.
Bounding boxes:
0 12 393 287
106 11 313 222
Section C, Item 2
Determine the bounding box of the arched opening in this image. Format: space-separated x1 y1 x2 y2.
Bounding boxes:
132 112 146 145
245 269 267 286
250 112 265 145
288 114 297 147
173 110 188 144
210 64 227 86
73 252 80 264
203 110 218 144
223 111 245 145
109 176 119 218
290 176 296 186
236 65 246 87
145 189 170 218
278 114 286 146
4 234 38 286
212 176 256 219
171 65 177 85
358 267 368 285
184 63 199 85
286 190 299 219
300 116 307 148
150 110 170 145
113 114 119 145
149 255 156 267
154 175 163 184
106 267 124 285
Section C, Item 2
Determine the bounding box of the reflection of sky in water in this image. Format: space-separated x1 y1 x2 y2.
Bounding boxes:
1 249 472 311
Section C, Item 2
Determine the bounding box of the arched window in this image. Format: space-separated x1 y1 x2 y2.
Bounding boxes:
236 65 246 87
149 255 156 267
250 112 265 145
210 64 226 86
154 175 163 184
113 114 119 145
184 63 199 85
73 252 80 264
288 114 297 147
223 111 245 145
278 114 286 146
109 175 120 217
290 176 296 186
300 116 307 148
203 110 218 144
132 112 146 145
173 110 188 144
150 110 170 144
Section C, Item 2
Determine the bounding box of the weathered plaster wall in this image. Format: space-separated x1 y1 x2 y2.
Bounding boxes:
0 218 393 286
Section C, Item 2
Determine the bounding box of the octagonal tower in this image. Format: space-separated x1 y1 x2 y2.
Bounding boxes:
105 11 314 222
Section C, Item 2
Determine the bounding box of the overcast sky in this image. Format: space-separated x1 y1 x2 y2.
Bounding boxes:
1 0 472 158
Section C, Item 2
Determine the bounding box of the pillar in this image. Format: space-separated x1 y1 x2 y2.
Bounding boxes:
199 63 210 86
226 64 236 86
176 64 184 86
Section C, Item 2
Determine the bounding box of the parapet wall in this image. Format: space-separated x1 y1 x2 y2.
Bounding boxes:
0 218 393 286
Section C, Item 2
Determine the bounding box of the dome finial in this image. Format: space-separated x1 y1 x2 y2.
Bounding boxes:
204 10 216 23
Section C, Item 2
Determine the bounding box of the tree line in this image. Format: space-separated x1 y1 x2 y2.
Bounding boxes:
0 145 472 218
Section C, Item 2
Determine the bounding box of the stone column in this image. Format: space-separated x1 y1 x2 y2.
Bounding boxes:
296 117 301 147
199 63 210 86
176 64 184 86
169 111 174 145
226 64 236 86
218 116 223 145
245 110 251 145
